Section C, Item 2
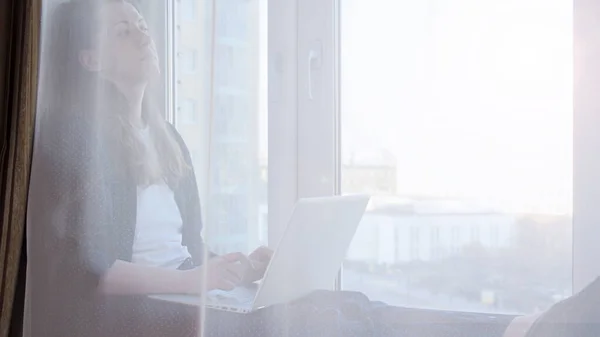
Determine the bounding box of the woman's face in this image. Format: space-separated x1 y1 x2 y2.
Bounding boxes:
80 1 160 85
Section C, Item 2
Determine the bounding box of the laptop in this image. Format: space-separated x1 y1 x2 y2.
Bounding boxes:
150 195 370 313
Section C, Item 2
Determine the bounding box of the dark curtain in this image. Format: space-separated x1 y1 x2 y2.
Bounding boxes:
0 0 41 336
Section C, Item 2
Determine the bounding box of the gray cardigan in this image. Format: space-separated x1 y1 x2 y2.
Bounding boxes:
29 118 208 337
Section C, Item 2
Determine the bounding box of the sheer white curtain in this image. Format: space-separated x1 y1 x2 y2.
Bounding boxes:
26 0 268 336
25 0 580 337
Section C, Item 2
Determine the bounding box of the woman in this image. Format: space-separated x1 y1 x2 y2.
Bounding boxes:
29 0 516 336
30 0 269 336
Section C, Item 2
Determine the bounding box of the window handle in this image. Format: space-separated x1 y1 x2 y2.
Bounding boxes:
307 41 322 100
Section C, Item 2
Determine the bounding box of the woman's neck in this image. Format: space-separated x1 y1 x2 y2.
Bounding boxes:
114 81 147 128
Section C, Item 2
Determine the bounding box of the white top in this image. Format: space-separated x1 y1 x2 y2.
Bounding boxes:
131 126 191 269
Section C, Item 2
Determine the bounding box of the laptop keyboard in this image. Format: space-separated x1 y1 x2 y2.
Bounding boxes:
208 287 256 305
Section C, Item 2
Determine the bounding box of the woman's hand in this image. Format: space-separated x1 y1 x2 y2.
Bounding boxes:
180 248 273 293
242 246 274 284
180 253 248 293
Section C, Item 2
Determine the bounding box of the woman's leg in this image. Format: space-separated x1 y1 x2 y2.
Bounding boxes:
102 292 516 337
100 296 290 337
107 296 201 337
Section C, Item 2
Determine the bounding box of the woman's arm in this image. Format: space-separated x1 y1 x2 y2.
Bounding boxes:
99 253 249 295
98 260 190 295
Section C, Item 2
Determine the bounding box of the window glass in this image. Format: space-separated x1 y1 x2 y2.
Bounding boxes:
341 0 573 314
174 0 268 253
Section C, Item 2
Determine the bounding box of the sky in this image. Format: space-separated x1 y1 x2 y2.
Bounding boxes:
258 0 573 214
340 0 573 214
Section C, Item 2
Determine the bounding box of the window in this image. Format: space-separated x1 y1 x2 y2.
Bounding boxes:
164 0 588 318
338 0 573 314
172 0 268 254
169 0 595 321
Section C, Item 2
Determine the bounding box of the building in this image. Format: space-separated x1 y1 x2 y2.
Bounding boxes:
175 0 262 254
346 196 517 264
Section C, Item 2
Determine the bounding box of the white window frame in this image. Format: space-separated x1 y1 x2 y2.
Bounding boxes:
268 0 302 246
268 0 341 288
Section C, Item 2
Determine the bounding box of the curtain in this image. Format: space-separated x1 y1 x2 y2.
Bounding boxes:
0 0 41 336
26 1 277 336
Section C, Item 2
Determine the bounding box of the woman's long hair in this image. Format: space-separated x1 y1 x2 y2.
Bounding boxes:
40 0 188 186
